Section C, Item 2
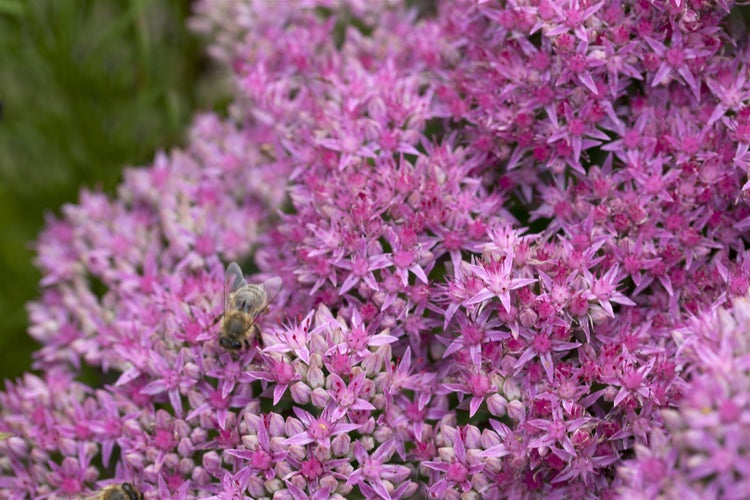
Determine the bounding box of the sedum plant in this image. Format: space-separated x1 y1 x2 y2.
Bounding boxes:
2 0 750 498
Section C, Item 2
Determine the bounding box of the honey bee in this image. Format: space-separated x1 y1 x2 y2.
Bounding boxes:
78 483 143 500
219 261 282 351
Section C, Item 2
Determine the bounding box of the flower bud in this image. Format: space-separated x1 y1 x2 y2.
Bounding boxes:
371 394 386 409
184 362 201 379
461 489 481 500
507 400 525 422
243 412 261 433
336 483 353 496
313 444 332 462
518 308 538 327
500 355 516 374
247 476 266 498
290 382 311 404
320 475 339 492
484 457 502 473
308 352 323 369
360 436 375 451
661 409 683 430
288 444 307 461
357 281 373 299
178 437 194 457
265 478 283 493
438 446 455 462
124 451 145 469
589 304 610 324
288 474 306 490
481 429 501 449
310 387 330 407
285 417 304 437
273 489 294 500
268 413 286 436
6 437 28 457
294 361 308 380
602 386 618 402
202 451 221 472
465 425 482 449
270 436 286 454
358 418 376 436
373 425 393 443
191 465 211 485
490 372 505 389
242 434 259 449
179 457 195 475
307 366 325 388
306 330 325 352
174 418 191 437
143 464 158 483
361 350 383 375
59 437 77 456
190 427 208 444
466 448 483 465
502 378 521 400
380 315 396 329
275 459 293 478
163 452 179 469
487 394 507 416
332 433 351 456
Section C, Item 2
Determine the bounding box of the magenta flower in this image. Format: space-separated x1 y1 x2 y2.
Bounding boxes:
4 0 750 497
283 404 360 449
347 440 413 500
242 354 300 405
465 254 536 313
423 425 486 498
440 369 495 418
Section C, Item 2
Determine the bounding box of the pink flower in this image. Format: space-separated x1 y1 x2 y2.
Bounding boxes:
5 0 750 497
284 404 361 449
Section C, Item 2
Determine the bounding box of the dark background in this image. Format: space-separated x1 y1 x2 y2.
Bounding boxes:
0 0 227 382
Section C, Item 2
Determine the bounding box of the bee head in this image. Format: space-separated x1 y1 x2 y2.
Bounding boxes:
121 483 142 500
107 483 142 500
220 337 243 350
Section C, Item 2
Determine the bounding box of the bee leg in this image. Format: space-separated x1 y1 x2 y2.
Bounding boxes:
249 324 260 350
211 313 224 327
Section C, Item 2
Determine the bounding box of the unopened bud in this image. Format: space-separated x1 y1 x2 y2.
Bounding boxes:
332 433 351 456
290 382 311 404
503 378 521 400
507 400 525 422
191 466 210 485
265 478 283 493
307 366 325 388
310 387 330 408
487 394 508 417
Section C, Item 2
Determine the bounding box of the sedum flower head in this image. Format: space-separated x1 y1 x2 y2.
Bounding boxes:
617 293 750 498
3 0 750 498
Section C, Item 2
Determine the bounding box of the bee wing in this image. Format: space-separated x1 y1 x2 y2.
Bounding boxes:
260 277 282 307
226 262 248 291
225 262 247 310
75 492 103 500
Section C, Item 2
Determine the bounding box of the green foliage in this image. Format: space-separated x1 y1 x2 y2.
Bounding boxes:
0 0 224 381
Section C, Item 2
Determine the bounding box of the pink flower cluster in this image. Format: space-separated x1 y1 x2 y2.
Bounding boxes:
2 0 750 498
616 293 750 498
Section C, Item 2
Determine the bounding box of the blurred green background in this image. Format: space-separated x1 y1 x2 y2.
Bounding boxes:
0 0 226 382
